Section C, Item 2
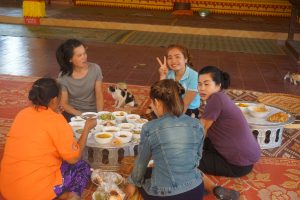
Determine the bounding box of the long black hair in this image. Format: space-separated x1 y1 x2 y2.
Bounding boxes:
198 66 230 89
56 39 85 76
28 78 60 109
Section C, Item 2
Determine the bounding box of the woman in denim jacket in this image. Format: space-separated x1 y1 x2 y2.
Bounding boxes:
125 79 205 200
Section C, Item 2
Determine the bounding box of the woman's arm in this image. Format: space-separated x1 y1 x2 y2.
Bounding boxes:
60 90 82 116
66 118 97 164
95 80 104 111
183 90 197 113
200 118 214 137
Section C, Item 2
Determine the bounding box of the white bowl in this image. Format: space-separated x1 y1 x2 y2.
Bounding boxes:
126 114 140 123
248 105 270 118
132 128 141 139
118 123 135 131
81 112 98 120
98 111 116 121
94 132 113 144
102 126 120 134
91 169 123 186
73 127 93 139
115 131 132 143
102 120 117 127
90 124 103 134
70 116 85 122
112 111 127 123
134 118 148 129
69 121 85 129
235 103 249 113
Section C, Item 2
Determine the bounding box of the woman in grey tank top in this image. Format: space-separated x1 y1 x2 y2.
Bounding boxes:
56 39 104 121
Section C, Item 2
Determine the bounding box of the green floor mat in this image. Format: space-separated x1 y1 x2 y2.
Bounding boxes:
0 23 285 55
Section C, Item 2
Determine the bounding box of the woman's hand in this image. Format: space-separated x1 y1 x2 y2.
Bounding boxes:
156 56 168 80
125 183 137 198
84 118 97 132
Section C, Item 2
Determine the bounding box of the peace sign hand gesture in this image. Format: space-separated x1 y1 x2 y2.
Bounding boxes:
156 56 168 80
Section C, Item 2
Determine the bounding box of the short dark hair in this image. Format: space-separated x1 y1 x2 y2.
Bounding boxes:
28 78 60 109
198 66 230 89
150 79 185 117
56 39 85 76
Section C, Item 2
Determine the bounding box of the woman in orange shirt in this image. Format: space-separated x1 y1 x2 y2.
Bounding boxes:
0 78 96 200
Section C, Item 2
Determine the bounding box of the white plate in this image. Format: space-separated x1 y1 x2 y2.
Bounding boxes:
91 169 124 186
81 112 98 119
70 116 85 122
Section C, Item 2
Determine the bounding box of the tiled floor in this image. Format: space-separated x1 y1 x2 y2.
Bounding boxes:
0 2 300 95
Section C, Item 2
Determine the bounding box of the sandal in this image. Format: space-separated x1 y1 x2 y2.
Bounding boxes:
213 186 240 200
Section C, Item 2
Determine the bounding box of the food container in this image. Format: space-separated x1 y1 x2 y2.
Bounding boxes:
238 102 295 149
248 104 270 118
131 128 141 140
102 126 120 134
235 102 249 113
112 111 127 123
126 114 140 123
118 123 135 131
98 111 116 121
70 116 85 123
94 132 113 144
81 112 98 119
134 118 148 129
114 131 132 144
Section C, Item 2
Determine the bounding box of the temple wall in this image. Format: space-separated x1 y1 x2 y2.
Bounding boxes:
74 0 291 17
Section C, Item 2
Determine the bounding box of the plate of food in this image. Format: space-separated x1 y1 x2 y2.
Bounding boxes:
98 112 116 121
91 169 124 186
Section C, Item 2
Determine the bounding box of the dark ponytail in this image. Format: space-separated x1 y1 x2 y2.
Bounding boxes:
198 66 230 89
28 78 60 109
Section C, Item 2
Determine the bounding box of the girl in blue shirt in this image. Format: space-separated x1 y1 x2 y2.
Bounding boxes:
157 44 201 118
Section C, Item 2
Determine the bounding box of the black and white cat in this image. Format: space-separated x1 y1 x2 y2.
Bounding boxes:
108 85 136 108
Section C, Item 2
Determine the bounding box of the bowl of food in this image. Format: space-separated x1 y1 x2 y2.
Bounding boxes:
118 123 135 131
112 111 127 123
70 116 85 123
126 114 140 123
94 132 113 144
235 102 249 113
91 169 124 186
134 118 148 129
90 124 103 134
74 128 93 139
114 131 132 143
248 104 270 118
69 121 84 130
81 112 98 120
102 126 120 134
98 111 116 121
131 128 141 140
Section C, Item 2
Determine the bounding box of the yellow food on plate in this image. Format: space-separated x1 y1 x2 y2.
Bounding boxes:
237 103 248 107
112 138 122 145
254 104 268 112
96 133 112 138
267 112 289 123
